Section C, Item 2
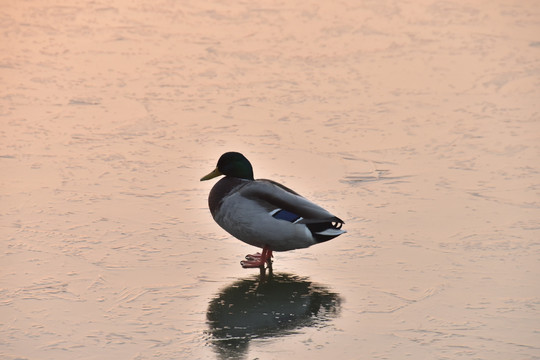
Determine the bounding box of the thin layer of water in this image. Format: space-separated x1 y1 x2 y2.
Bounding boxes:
1 0 539 359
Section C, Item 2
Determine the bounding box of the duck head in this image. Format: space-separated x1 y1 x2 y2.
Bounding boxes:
201 152 254 181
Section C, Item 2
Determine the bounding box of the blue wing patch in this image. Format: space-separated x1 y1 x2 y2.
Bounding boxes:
270 209 302 223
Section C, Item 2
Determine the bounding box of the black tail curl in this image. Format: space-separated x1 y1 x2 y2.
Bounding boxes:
306 217 346 244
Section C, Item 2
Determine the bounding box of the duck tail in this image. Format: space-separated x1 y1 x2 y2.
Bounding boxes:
307 217 346 243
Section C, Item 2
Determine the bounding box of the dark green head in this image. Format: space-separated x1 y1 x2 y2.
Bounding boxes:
201 152 254 181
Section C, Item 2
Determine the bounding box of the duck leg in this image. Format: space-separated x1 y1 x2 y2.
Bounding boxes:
241 246 273 268
266 249 273 270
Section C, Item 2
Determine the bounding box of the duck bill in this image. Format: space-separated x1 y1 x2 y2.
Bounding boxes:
200 167 222 181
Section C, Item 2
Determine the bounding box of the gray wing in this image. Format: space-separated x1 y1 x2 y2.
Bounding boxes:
240 179 344 224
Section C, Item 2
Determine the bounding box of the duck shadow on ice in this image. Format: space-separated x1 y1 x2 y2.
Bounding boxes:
206 273 342 359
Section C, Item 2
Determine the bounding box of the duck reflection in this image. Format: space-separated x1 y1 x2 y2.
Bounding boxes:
206 273 342 359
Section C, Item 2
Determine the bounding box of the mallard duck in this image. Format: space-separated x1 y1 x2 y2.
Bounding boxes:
201 152 346 269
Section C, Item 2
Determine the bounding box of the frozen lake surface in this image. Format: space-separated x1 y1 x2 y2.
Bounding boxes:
1 0 539 359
